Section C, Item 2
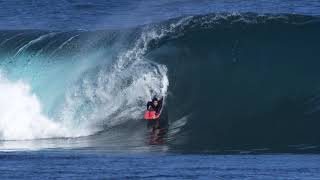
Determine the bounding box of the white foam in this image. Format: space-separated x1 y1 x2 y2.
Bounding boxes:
0 73 82 140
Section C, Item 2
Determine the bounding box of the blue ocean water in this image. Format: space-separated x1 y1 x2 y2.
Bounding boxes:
0 0 320 30
1 0 320 179
1 151 320 180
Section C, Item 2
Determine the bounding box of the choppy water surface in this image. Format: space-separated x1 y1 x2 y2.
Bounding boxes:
1 151 320 179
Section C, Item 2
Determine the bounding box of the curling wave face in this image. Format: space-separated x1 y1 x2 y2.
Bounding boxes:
0 23 171 141
0 13 320 152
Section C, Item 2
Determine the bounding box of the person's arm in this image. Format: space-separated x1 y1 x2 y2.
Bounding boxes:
147 102 152 110
159 97 163 107
156 98 163 114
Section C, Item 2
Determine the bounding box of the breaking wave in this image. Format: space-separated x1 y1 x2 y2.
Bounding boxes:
0 13 320 152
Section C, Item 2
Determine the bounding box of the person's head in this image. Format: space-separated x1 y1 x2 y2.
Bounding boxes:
152 96 158 102
153 100 158 107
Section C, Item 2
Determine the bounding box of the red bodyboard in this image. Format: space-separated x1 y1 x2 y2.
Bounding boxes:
144 111 160 120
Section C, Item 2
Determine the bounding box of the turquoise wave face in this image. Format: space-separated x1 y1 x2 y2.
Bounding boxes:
0 25 169 141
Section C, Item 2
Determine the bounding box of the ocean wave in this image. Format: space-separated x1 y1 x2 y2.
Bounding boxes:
0 13 319 152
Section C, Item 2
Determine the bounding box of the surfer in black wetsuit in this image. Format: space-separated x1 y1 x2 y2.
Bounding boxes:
147 96 163 115
146 96 167 143
146 96 163 129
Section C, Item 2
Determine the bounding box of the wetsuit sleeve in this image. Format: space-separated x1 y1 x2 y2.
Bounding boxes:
156 99 163 114
147 102 152 110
